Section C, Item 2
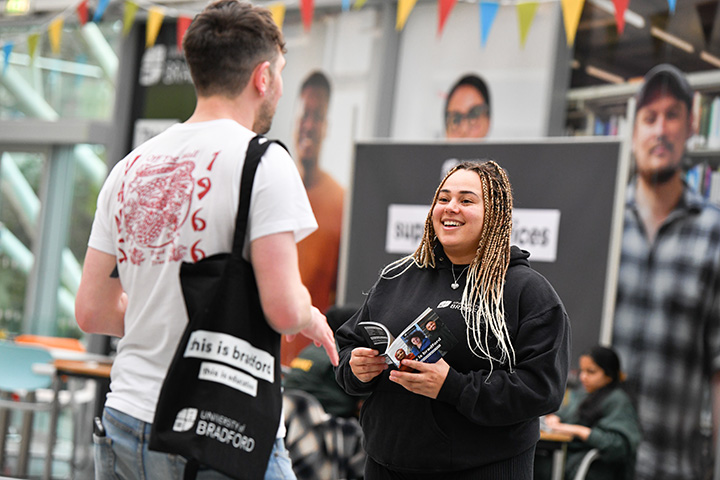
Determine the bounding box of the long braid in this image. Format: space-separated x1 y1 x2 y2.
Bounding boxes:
411 160 515 372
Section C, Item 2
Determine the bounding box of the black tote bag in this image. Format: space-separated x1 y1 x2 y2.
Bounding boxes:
150 136 287 480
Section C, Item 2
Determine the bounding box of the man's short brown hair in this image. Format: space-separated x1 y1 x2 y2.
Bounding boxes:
183 0 286 98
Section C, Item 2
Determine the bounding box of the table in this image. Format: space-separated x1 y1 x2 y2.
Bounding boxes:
538 430 573 480
53 359 112 379
45 357 112 480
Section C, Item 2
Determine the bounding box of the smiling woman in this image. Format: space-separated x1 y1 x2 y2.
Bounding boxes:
335 160 571 480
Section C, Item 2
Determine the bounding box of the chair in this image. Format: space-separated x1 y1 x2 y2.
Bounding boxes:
0 340 56 478
572 448 600 480
3 337 97 479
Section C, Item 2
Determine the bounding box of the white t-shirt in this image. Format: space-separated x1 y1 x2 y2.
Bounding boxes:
88 119 317 432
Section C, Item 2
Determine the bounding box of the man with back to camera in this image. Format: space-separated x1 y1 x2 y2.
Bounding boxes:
612 63 720 480
74 2 338 478
282 71 344 365
444 74 492 139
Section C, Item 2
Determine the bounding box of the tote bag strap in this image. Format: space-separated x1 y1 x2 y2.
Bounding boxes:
231 136 289 260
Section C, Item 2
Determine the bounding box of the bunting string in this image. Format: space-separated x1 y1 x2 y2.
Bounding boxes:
0 0 681 76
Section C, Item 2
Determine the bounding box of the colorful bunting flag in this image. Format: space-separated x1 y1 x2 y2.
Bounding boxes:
612 0 629 35
516 2 539 47
668 0 676 14
480 1 500 47
353 0 368 10
2 42 13 75
342 0 351 12
123 0 139 36
77 0 89 25
27 33 39 63
268 3 286 30
561 0 586 45
176 15 192 52
48 17 64 55
301 0 314 32
397 0 417 31
146 7 165 48
92 0 111 23
438 0 458 37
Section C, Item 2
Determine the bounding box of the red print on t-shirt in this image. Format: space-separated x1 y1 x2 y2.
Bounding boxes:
122 160 196 265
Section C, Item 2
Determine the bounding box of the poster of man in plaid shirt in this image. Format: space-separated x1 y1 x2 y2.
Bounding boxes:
613 63 720 480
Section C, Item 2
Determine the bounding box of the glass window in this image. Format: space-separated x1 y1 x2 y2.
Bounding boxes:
0 145 105 338
0 150 46 336
0 20 121 121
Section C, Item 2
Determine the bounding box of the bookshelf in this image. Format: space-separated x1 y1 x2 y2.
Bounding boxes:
565 70 720 205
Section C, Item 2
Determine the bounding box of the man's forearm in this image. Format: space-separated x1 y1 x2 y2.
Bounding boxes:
75 247 127 337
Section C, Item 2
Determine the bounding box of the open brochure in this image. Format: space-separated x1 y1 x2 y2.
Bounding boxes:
358 307 458 369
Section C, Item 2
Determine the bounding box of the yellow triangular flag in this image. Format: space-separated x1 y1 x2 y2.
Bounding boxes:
48 17 64 55
27 33 40 63
123 0 139 36
516 2 539 47
146 7 165 48
396 0 418 30
267 3 286 30
353 0 368 10
561 0 585 46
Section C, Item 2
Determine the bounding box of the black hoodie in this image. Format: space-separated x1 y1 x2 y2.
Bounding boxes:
335 246 571 473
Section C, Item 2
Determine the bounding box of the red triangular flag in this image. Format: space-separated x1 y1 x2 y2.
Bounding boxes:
301 0 314 32
612 0 629 35
77 0 89 25
438 0 458 37
176 15 192 51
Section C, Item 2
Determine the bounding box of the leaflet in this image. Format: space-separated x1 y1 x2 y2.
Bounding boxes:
358 307 457 369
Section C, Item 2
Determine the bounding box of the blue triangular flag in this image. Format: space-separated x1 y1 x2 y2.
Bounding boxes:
2 42 13 75
480 1 500 47
342 0 351 11
93 0 111 22
668 0 676 13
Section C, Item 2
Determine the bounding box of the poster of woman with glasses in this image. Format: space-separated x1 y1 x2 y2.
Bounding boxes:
444 74 492 139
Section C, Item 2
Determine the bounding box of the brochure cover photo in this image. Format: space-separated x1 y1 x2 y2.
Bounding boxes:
358 307 457 368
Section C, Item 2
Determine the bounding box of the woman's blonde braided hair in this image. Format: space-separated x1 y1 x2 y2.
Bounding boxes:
402 160 515 370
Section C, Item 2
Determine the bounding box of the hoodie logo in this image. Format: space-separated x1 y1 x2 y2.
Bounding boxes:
437 300 480 314
437 300 465 310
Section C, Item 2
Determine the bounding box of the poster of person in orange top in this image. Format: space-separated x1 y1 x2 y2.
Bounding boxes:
282 71 344 366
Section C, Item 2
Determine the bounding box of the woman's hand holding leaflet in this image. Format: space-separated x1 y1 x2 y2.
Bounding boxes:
350 347 388 382
389 358 450 399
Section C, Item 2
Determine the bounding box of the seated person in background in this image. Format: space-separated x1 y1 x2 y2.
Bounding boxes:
445 74 491 139
535 345 642 480
284 305 363 418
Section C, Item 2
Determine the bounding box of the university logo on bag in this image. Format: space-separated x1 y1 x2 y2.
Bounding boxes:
173 408 198 432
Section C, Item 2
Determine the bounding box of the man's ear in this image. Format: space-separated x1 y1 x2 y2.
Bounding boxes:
252 60 271 97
